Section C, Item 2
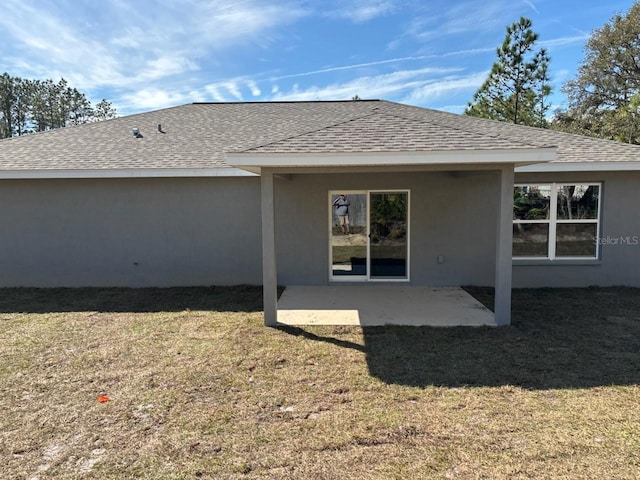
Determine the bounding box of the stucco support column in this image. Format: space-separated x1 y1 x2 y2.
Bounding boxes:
261 169 278 326
494 165 514 326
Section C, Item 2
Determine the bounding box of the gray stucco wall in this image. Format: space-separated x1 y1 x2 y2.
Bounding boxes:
512 170 640 287
1 169 637 289
274 170 500 286
0 177 262 287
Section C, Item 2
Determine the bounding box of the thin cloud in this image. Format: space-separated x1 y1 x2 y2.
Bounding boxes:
202 77 268 102
434 104 469 114
136 56 200 83
271 55 476 82
223 82 244 101
325 0 396 23
440 47 496 57
187 89 208 103
539 34 589 49
0 0 306 94
247 80 262 97
523 0 539 14
119 88 187 111
407 0 527 40
402 71 489 103
205 85 227 103
268 67 484 103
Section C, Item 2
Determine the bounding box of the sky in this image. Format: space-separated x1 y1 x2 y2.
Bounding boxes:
0 0 636 117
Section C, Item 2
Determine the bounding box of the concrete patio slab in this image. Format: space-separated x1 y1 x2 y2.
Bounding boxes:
277 286 496 327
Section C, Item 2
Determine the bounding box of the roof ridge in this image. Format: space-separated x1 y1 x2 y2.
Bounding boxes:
192 99 382 105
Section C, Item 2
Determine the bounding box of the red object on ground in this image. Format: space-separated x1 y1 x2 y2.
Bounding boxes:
98 395 110 403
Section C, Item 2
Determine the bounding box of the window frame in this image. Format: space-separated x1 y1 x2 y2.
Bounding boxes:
513 182 602 260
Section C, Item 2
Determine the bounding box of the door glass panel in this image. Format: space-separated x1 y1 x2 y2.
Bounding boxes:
331 193 367 277
370 192 408 278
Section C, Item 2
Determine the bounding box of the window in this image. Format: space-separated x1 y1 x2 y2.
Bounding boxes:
513 183 601 259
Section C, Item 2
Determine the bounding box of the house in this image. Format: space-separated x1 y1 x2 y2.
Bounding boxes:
1 100 639 326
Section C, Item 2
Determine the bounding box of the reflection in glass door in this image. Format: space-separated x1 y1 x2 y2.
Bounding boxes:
330 192 367 278
330 190 409 281
370 192 408 279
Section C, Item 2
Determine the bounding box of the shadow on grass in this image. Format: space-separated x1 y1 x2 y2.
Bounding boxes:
0 286 264 313
3 285 639 389
282 287 640 390
277 325 367 353
366 287 640 389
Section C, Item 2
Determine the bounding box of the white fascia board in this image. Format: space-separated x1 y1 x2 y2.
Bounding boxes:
516 161 640 172
0 167 257 179
227 148 556 170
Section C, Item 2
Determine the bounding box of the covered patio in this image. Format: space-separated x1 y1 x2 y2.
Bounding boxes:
228 110 555 327
277 285 495 327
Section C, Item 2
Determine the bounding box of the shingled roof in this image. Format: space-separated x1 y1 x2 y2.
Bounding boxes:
0 100 638 175
240 111 543 153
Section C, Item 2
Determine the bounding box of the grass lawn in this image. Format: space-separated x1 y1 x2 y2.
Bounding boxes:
1 286 639 479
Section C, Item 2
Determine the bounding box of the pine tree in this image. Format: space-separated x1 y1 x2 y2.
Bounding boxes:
93 99 118 121
0 72 117 137
465 17 551 126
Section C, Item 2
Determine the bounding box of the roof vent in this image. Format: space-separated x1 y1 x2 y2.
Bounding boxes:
157 124 165 134
131 127 142 138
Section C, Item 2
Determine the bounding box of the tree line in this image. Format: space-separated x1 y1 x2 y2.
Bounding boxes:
0 73 117 139
466 2 640 144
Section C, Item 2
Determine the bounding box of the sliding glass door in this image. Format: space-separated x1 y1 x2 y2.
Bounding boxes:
329 190 409 281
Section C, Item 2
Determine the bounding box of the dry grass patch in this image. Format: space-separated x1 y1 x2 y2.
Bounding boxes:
1 286 639 479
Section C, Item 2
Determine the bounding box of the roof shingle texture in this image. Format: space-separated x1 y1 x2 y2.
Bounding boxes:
0 100 638 171
242 111 542 153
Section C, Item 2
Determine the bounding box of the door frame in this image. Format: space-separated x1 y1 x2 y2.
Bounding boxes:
328 189 410 283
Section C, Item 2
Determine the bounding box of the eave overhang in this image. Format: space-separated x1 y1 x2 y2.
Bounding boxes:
227 148 557 174
0 167 257 179
515 161 640 173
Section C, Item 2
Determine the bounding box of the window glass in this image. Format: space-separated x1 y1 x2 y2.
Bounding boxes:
513 185 551 220
556 223 598 257
556 185 599 220
513 223 549 257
